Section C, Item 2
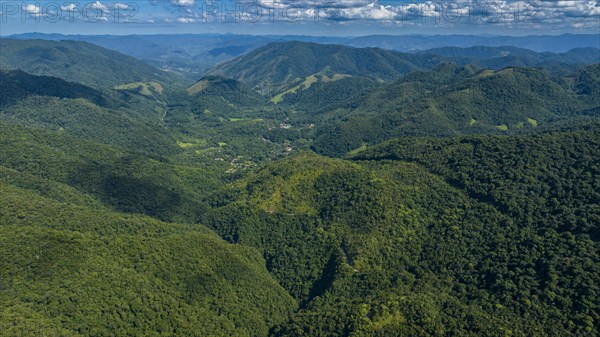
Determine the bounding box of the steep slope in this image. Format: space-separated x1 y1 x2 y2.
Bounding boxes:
207 41 446 92
0 69 107 107
0 123 218 223
0 165 295 337
356 127 600 241
203 126 599 336
185 75 268 117
207 42 600 95
273 75 379 114
570 63 600 100
0 39 181 89
0 69 179 156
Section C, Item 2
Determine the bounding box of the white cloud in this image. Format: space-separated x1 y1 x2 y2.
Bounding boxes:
258 0 370 9
60 3 77 12
112 3 131 10
23 4 46 17
23 4 41 14
339 3 396 20
334 0 599 25
172 0 195 6
147 0 599 30
91 1 108 11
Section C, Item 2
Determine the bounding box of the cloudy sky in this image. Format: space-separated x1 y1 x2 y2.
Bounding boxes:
1 0 599 35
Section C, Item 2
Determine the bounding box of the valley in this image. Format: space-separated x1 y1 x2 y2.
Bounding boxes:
0 34 599 336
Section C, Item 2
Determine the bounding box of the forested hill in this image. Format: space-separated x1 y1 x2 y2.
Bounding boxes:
309 63 600 156
1 36 599 336
0 38 181 89
0 69 179 156
185 75 268 115
207 41 600 94
0 69 107 107
419 46 600 69
0 123 296 336
201 126 599 336
355 126 600 240
206 41 448 92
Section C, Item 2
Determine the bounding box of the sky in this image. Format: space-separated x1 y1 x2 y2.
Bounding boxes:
0 0 599 36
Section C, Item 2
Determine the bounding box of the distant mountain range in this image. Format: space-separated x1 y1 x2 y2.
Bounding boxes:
8 33 599 77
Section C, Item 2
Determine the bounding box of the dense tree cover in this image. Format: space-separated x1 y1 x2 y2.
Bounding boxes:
3 40 597 169
2 38 600 336
0 66 288 176
0 123 218 223
0 39 181 90
356 127 600 240
202 46 600 159
0 96 179 156
310 64 600 156
4 124 597 335
12 33 599 74
0 182 296 336
0 68 188 157
207 41 450 92
171 61 600 160
186 76 269 117
0 69 107 107
204 127 599 335
208 41 600 94
274 76 379 114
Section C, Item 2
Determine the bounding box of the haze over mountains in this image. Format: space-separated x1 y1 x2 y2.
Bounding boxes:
9 33 599 77
208 40 600 90
1 34 599 336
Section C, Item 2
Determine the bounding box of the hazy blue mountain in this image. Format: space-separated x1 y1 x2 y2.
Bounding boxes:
7 33 347 78
419 46 600 74
10 33 598 77
348 33 600 52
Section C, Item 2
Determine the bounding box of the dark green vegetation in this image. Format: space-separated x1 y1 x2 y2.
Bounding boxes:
11 33 600 75
0 39 182 89
308 63 600 156
207 41 448 92
0 69 106 107
208 41 599 92
0 69 178 156
185 75 268 116
1 37 599 336
202 42 599 157
0 172 294 336
206 127 599 336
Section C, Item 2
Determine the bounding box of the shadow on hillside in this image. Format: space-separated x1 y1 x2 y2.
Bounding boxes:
68 157 183 221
